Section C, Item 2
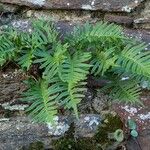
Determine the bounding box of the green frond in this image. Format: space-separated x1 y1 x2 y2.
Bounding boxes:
91 48 118 76
34 43 68 78
67 22 125 46
100 79 141 104
59 51 92 86
32 19 58 44
0 32 16 66
22 79 57 123
17 20 59 70
116 43 150 81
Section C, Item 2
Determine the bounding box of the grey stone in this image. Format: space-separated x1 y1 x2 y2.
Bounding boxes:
0 114 101 149
0 2 18 13
92 92 110 114
0 0 144 12
104 14 133 27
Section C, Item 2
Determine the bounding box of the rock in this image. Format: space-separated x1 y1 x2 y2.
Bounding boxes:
92 92 110 114
0 0 144 12
0 69 27 104
74 114 101 138
126 130 150 150
0 114 101 149
134 17 150 29
133 0 150 29
8 19 150 48
26 10 91 23
104 14 133 27
0 2 19 13
78 89 94 114
124 28 150 49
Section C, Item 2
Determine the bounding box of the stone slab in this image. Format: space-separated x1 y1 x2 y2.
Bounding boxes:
0 114 101 150
0 0 144 12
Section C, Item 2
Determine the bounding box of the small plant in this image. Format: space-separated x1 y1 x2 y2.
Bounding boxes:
108 129 124 142
0 20 150 123
128 119 138 138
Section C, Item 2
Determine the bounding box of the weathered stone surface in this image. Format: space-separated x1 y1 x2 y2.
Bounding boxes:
8 19 150 48
0 0 144 12
0 114 101 150
134 0 150 30
104 14 133 26
134 17 150 29
0 69 27 104
113 92 150 131
124 28 150 49
0 2 18 13
127 130 150 150
26 10 91 23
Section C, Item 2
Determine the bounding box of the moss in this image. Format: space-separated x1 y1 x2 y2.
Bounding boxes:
53 137 104 150
53 123 103 150
94 113 123 145
28 141 45 150
53 113 123 150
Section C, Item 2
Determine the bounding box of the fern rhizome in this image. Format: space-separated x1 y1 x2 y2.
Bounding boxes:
0 20 150 123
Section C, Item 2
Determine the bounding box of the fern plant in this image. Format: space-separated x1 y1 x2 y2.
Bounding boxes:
0 19 150 123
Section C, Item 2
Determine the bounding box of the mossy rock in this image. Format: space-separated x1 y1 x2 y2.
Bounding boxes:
94 113 123 146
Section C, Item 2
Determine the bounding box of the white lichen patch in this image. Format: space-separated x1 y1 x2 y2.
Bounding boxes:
121 105 138 115
122 6 132 13
1 102 29 111
134 0 138 4
82 5 93 10
12 20 29 30
0 118 10 122
84 116 100 129
47 117 70 136
138 112 150 120
91 0 96 6
26 0 45 6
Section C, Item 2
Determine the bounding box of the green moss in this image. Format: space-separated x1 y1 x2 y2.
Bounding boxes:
94 113 123 145
28 141 45 150
53 113 123 150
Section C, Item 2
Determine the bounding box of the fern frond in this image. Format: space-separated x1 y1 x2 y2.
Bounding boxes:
17 20 59 70
91 48 118 76
34 43 68 78
67 22 125 46
116 43 150 81
58 52 91 117
59 51 92 87
22 79 57 123
32 19 58 44
100 79 141 104
0 34 16 66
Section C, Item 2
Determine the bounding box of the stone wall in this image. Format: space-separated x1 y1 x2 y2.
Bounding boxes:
0 0 150 149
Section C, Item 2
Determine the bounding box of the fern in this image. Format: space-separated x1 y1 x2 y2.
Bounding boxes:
0 30 16 66
59 52 91 86
67 22 125 47
116 43 150 81
34 43 68 79
1 20 150 123
22 79 57 123
59 52 91 117
100 79 141 104
91 47 118 76
17 20 58 70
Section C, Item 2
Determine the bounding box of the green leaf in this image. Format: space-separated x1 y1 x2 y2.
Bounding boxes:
128 119 137 130
131 130 138 137
116 43 150 81
21 79 58 123
114 129 124 142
